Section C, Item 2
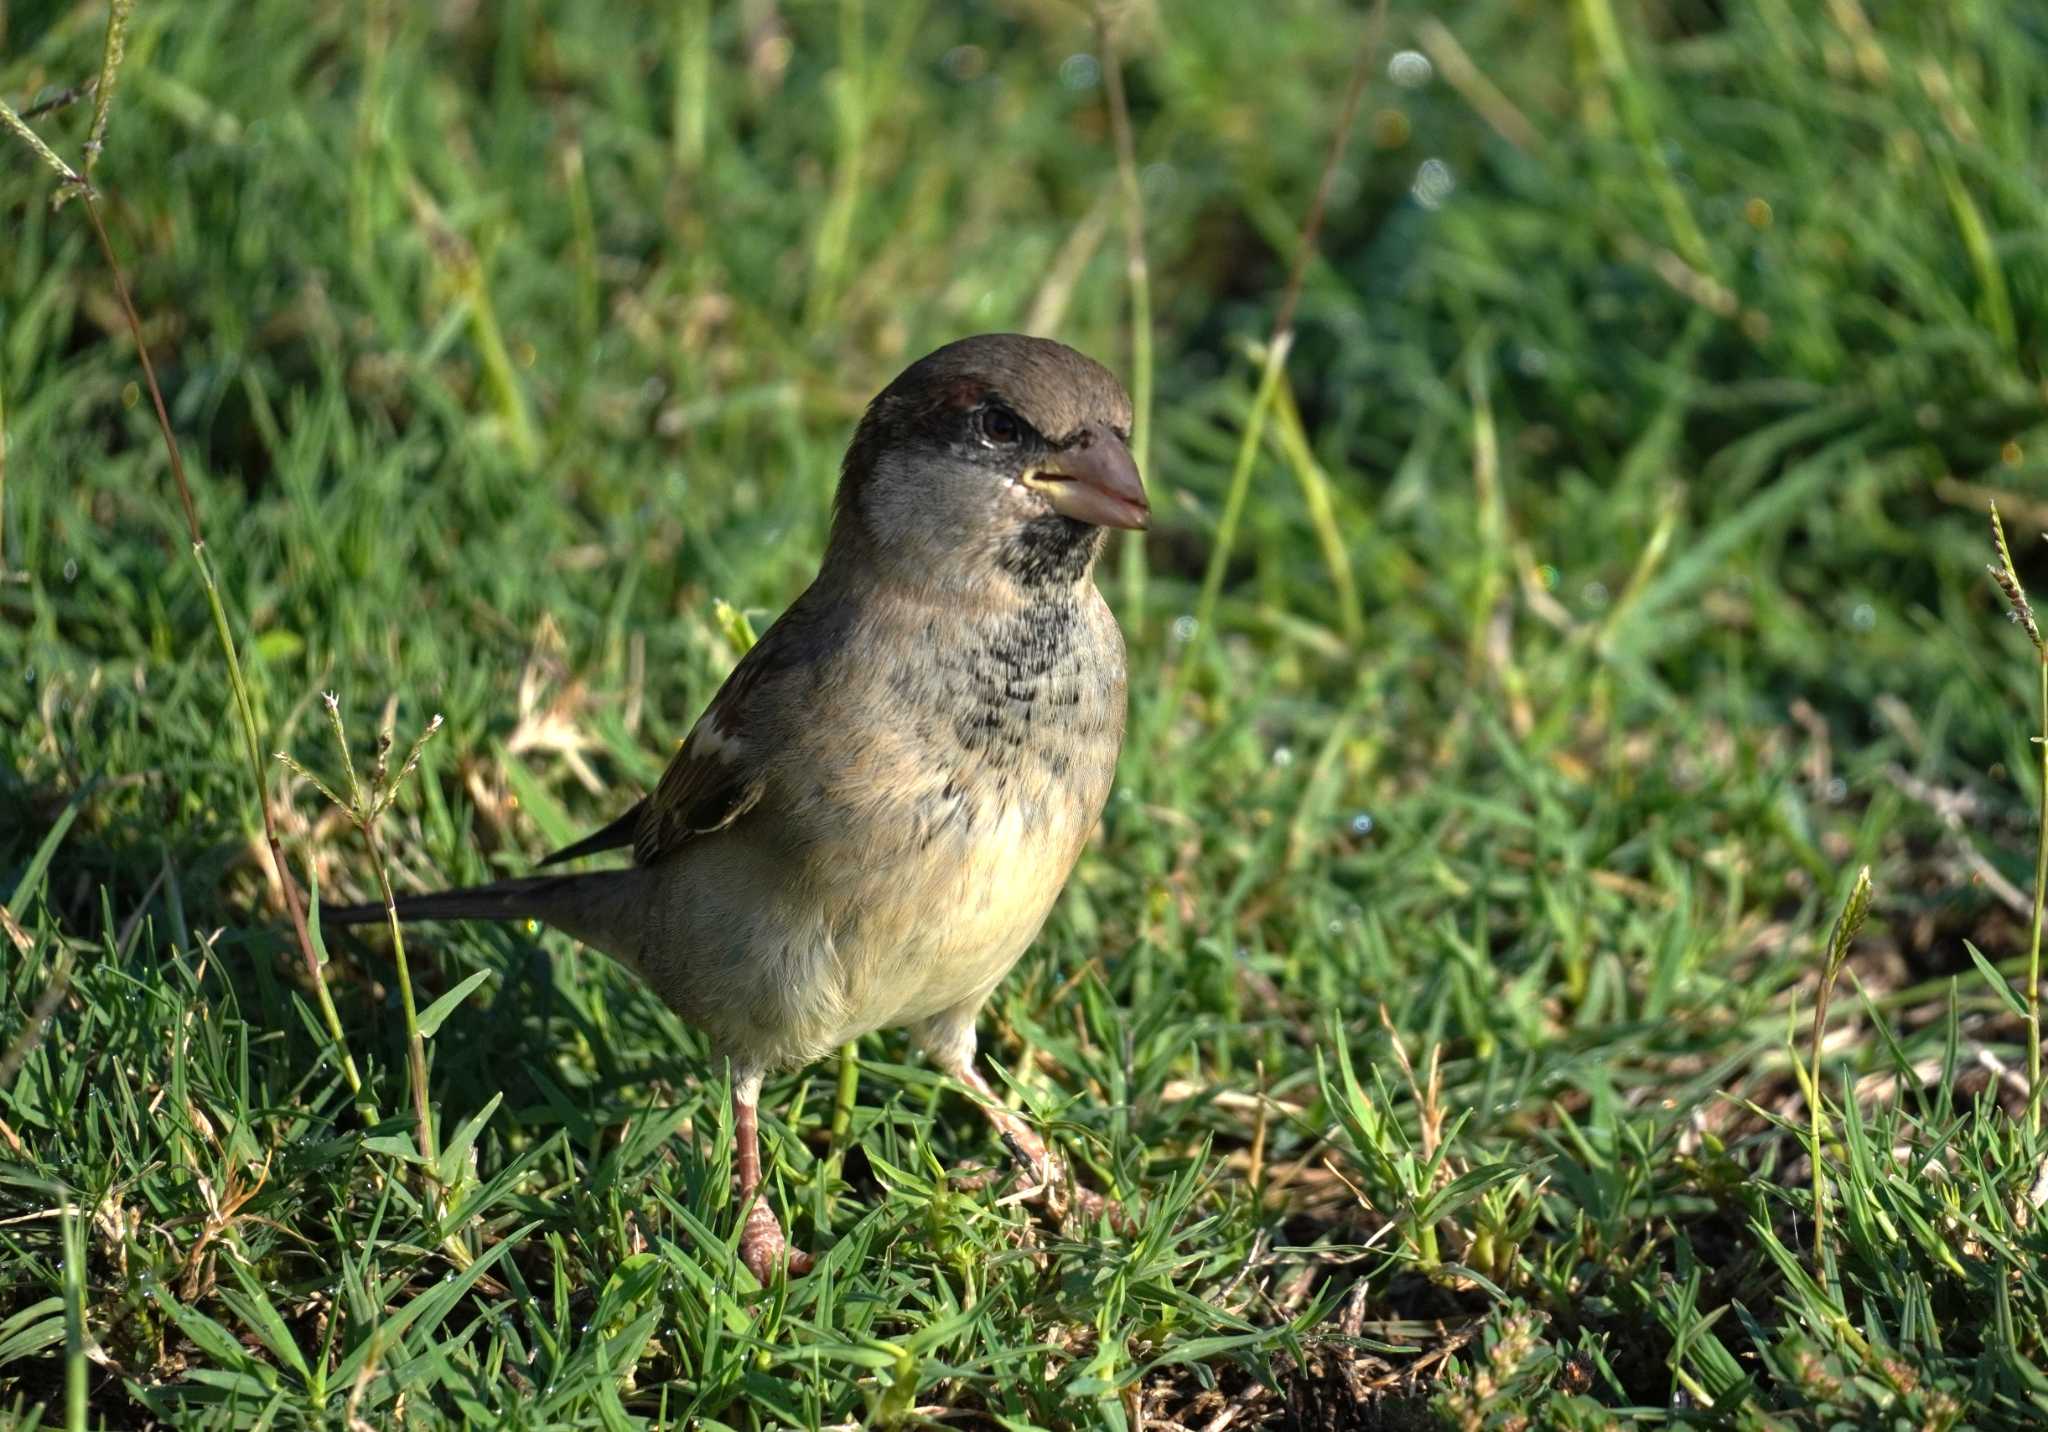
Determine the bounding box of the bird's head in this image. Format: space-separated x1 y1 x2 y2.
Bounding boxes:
831 334 1147 595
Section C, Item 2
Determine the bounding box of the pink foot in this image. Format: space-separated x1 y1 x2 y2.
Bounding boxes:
739 1196 814 1282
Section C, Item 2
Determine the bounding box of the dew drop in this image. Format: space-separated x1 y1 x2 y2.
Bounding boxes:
1171 614 1199 643
1410 157 1455 210
1582 581 1610 609
1059 53 1100 90
1387 50 1433 88
1272 746 1294 768
62 559 78 582
1350 812 1375 836
1851 602 1875 630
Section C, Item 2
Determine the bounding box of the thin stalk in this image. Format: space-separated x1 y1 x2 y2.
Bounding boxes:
830 1043 859 1146
1988 502 2046 1132
1808 866 1872 1267
1575 0 1713 274
366 824 437 1169
1097 7 1154 639
821 1040 860 1223
2031 654 2046 1133
1415 16 1541 152
1805 1017 1827 1268
1935 147 2017 361
62 1196 86 1432
1187 330 1295 657
1271 374 1363 644
405 180 539 468
462 258 537 468
307 943 366 1116
674 0 710 174
1450 346 1509 756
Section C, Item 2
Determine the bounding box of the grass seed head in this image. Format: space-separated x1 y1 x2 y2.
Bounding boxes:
1989 503 2042 652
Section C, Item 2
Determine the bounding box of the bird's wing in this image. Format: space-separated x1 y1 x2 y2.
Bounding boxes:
538 586 843 870
632 591 852 866
630 656 773 865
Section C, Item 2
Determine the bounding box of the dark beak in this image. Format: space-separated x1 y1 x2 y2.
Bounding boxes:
1027 422 1149 531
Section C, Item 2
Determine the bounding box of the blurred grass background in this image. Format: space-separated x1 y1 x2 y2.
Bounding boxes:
6 0 2048 1426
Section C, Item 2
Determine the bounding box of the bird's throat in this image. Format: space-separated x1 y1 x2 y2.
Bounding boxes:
998 514 1103 589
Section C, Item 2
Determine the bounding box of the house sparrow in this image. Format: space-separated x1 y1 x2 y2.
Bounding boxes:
324 333 1147 1280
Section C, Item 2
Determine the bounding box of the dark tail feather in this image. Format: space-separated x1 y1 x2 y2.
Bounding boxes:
318 875 583 927
537 801 645 867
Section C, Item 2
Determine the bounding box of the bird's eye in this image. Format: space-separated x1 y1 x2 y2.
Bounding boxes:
978 406 1023 446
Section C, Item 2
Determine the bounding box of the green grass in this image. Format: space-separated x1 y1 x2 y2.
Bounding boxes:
6 0 2048 1425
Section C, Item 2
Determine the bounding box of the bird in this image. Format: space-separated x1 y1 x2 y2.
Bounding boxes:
322 333 1147 1280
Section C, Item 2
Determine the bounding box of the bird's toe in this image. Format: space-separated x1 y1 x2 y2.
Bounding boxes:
739 1197 812 1282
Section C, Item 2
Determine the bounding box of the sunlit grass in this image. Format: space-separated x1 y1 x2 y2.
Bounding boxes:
5 1 2048 1426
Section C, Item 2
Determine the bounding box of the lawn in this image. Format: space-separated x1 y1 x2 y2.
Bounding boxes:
5 0 2048 1426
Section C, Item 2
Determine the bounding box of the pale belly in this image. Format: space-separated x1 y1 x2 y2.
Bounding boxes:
834 795 1088 1033
632 785 1094 1069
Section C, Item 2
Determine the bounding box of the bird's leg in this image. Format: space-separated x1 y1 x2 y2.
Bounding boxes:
732 1071 812 1281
